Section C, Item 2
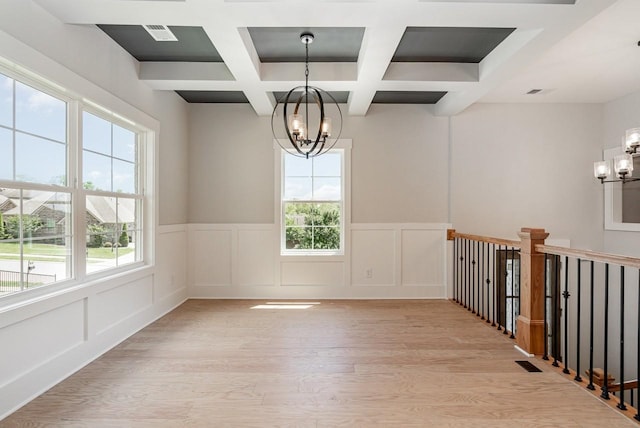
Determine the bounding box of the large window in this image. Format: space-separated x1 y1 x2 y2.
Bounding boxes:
83 112 142 274
281 150 344 254
0 67 148 299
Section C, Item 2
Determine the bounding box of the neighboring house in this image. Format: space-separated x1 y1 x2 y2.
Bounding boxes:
0 190 134 242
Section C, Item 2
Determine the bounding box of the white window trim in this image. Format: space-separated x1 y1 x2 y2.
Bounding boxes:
603 146 640 232
0 57 157 305
274 139 352 258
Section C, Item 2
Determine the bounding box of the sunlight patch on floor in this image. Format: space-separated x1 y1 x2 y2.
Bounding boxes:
251 302 321 310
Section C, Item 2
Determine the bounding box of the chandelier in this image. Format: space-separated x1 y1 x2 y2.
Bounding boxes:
594 128 640 183
271 32 342 159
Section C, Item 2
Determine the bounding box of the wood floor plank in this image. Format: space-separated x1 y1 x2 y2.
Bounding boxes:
1 300 635 427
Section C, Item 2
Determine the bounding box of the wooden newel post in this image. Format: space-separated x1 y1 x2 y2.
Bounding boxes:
516 227 549 355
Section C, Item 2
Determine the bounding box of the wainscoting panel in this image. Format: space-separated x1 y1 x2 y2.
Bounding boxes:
188 223 450 299
0 300 85 388
156 226 188 301
237 228 276 286
281 261 345 286
189 227 232 286
401 229 445 287
94 277 153 335
351 229 396 286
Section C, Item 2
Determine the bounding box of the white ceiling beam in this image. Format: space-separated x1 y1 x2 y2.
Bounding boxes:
261 63 357 82
347 25 407 116
201 25 274 115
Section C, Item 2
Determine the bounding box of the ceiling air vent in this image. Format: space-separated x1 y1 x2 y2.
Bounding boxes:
143 25 178 42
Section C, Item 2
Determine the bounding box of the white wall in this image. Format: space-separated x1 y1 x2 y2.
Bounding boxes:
0 1 189 419
451 103 604 250
602 89 640 257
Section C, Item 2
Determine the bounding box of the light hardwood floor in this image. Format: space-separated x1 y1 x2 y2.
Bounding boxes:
1 300 635 427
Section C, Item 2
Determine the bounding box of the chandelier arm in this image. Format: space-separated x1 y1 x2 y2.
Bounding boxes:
282 87 306 157
315 90 343 155
307 87 325 157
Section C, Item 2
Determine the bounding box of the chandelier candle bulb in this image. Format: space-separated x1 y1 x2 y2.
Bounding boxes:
321 118 332 137
614 153 634 177
594 160 610 180
625 127 640 153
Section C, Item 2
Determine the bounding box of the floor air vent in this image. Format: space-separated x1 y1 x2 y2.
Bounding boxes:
515 360 542 372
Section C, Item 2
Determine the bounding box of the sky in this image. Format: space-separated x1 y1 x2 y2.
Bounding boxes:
0 73 136 193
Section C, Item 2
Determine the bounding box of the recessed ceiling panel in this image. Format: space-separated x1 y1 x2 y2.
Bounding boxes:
176 91 249 103
372 91 446 104
393 27 516 63
248 27 365 62
273 91 350 104
98 25 223 62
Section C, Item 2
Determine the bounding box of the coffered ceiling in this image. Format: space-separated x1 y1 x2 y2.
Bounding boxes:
34 0 637 116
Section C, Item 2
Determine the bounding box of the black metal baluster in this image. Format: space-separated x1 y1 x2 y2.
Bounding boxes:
480 241 484 319
471 241 476 313
601 263 610 400
618 266 627 410
587 261 595 390
492 243 496 327
635 269 640 421
510 246 515 339
486 242 491 324
517 248 521 332
563 256 570 374
464 239 468 309
468 239 472 310
453 237 457 303
553 255 560 367
543 253 549 361
497 245 503 331
574 259 582 382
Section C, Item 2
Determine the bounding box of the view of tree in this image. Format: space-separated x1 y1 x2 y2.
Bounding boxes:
0 211 6 239
87 223 107 248
285 203 340 250
119 223 129 248
4 215 44 239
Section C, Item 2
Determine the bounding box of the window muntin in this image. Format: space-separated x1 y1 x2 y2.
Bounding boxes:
282 151 343 253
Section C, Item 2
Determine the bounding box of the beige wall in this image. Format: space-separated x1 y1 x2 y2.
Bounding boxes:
187 103 450 224
188 104 275 223
450 103 604 250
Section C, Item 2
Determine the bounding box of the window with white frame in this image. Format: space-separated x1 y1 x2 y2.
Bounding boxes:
0 66 148 298
281 150 344 254
82 111 143 274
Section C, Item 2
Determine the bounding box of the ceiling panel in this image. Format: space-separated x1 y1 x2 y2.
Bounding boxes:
392 27 516 63
176 91 249 103
98 25 223 62
248 27 365 62
372 91 447 104
273 91 350 104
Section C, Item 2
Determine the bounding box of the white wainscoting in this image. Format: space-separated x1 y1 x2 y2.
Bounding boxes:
0 224 189 420
188 223 450 299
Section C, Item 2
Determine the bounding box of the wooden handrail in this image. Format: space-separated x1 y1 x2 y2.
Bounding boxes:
536 244 640 269
451 231 520 248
